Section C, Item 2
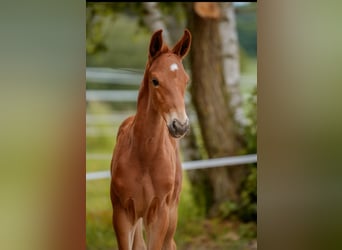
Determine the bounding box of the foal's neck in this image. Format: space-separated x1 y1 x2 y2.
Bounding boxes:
133 76 172 144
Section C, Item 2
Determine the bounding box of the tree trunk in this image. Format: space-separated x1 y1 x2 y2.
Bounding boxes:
142 2 172 45
186 2 248 216
219 2 247 128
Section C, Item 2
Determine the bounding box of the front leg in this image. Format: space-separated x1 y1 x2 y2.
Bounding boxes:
133 218 146 250
162 204 179 250
111 182 139 250
112 201 136 250
145 197 170 250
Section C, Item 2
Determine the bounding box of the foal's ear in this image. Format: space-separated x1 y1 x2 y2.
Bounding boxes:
149 29 163 58
172 29 192 59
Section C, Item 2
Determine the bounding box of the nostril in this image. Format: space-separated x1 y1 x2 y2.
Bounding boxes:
168 118 190 137
173 119 189 130
172 120 177 130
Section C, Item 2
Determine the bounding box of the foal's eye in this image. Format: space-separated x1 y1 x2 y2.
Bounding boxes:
152 78 159 87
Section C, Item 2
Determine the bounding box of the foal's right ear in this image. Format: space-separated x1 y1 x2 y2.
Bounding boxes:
149 29 163 59
172 29 192 59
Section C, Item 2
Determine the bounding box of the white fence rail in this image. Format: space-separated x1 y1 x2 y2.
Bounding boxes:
86 154 257 181
86 67 142 85
86 90 139 102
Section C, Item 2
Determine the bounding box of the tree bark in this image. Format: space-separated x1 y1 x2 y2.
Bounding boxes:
142 2 172 45
219 2 247 128
186 2 248 216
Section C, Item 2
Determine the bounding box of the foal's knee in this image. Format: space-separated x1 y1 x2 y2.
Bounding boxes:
146 197 160 225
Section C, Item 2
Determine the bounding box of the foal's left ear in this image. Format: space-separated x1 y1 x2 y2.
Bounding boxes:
149 29 164 59
172 29 192 59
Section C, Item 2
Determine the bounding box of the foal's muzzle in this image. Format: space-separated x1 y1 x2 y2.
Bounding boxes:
168 118 190 138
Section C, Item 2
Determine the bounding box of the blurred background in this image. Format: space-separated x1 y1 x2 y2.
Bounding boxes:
86 2 257 250
3 1 342 250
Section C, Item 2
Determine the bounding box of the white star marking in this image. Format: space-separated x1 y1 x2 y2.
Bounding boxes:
170 63 179 72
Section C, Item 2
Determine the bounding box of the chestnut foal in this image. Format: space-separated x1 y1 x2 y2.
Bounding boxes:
110 29 192 250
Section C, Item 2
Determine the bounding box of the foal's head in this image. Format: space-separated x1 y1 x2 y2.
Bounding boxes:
146 29 192 138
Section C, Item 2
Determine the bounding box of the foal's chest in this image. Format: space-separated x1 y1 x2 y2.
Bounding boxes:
112 144 182 209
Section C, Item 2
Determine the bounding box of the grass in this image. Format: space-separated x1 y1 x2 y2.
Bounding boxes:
86 178 114 250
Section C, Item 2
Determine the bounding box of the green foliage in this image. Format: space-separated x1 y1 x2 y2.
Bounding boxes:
86 3 146 56
87 2 258 70
87 14 150 69
218 86 257 222
219 200 239 218
244 86 257 154
236 3 257 57
86 179 115 250
86 3 114 55
237 86 257 222
237 221 257 239
239 47 249 73
238 166 257 222
218 167 256 223
178 172 205 221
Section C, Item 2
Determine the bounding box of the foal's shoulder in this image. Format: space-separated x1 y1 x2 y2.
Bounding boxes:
116 115 135 140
